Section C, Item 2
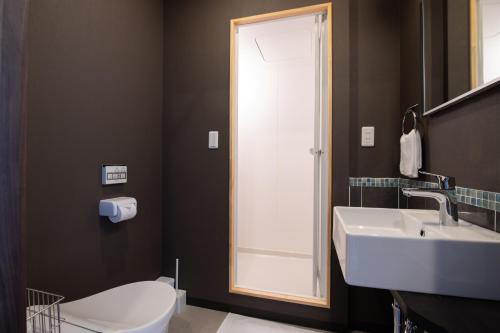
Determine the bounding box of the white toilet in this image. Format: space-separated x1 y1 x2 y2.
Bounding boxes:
58 281 177 333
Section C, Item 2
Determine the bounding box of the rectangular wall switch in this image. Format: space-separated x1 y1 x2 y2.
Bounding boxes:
361 126 375 147
208 131 219 149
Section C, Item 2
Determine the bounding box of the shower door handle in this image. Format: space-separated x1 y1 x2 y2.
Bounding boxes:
309 148 323 156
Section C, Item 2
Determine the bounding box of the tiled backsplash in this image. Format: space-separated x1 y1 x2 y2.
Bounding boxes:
455 187 500 212
348 177 499 232
349 177 438 189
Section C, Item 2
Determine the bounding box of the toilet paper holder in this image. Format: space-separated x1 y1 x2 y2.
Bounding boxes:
99 197 137 223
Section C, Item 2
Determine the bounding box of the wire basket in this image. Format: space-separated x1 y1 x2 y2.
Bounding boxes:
26 288 64 333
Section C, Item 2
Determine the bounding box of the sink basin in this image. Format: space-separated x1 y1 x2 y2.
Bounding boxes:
333 206 500 300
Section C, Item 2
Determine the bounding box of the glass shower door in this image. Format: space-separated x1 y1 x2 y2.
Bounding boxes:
229 4 331 306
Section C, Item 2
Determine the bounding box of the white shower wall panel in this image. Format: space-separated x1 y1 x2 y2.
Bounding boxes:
236 15 316 256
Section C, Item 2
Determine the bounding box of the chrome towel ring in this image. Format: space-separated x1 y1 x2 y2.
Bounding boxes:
402 104 418 134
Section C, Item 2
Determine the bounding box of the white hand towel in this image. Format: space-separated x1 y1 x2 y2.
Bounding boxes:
400 129 422 178
415 129 422 169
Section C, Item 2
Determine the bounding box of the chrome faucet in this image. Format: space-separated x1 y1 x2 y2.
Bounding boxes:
402 171 459 226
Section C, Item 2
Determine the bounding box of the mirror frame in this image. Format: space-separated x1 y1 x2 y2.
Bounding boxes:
422 0 500 116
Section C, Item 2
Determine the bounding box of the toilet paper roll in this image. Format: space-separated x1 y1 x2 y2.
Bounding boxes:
109 204 137 223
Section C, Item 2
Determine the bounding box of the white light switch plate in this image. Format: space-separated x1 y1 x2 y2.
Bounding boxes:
361 126 375 147
208 131 219 149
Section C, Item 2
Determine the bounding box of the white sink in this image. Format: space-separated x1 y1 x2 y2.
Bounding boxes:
333 206 500 300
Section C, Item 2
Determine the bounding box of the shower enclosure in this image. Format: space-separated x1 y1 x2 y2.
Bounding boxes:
229 4 332 307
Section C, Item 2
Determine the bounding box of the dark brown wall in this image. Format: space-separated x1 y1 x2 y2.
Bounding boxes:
425 88 500 192
347 1 400 330
0 0 29 331
163 0 399 330
25 0 164 301
349 0 401 179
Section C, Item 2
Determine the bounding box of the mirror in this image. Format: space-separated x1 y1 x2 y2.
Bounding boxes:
422 0 500 114
471 0 500 86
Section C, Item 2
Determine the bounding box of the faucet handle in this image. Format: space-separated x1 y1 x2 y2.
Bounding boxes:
418 171 455 190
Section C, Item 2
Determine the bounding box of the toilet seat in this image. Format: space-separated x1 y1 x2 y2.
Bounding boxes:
59 281 176 333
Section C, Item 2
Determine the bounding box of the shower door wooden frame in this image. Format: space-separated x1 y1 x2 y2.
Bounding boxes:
228 3 333 308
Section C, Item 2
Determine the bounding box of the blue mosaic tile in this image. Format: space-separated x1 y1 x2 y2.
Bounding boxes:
489 200 496 210
478 199 484 208
349 177 499 212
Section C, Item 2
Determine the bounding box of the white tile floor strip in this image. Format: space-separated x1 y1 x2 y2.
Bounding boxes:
217 313 326 333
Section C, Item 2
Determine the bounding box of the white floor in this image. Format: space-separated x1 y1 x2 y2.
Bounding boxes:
236 251 314 297
217 313 328 333
44 305 338 333
169 305 228 333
